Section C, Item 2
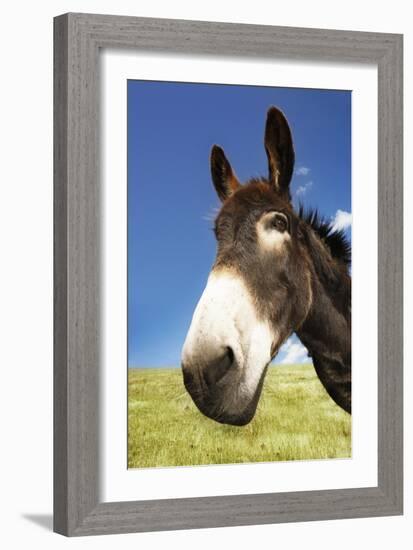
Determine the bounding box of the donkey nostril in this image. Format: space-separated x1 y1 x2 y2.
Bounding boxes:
204 346 236 387
226 346 235 365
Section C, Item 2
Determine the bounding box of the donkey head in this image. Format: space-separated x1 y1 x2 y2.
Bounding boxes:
181 107 314 426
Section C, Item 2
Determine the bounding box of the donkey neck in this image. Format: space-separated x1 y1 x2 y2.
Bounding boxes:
296 240 351 413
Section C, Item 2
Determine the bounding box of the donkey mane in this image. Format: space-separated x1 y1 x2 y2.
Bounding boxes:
298 206 351 267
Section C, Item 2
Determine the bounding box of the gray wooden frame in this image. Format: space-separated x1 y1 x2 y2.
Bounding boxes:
54 12 403 536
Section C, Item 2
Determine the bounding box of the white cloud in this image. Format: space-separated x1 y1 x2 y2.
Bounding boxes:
202 207 220 222
331 209 352 232
279 337 309 364
295 180 313 196
296 166 311 176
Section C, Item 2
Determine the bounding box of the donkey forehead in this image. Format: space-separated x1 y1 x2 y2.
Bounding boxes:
216 181 292 228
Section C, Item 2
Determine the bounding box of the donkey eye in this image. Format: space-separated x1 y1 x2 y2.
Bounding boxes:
271 213 289 232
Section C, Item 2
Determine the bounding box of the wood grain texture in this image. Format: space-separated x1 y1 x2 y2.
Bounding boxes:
53 14 69 536
377 33 403 508
53 13 403 536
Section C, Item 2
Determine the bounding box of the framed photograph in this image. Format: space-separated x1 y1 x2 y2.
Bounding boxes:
54 13 403 536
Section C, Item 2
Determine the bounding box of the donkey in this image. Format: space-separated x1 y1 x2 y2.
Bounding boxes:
181 106 351 426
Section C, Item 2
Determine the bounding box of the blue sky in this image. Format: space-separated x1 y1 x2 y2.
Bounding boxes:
128 80 351 367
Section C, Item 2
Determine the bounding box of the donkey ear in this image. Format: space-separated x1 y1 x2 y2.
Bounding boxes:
264 106 295 198
210 145 240 202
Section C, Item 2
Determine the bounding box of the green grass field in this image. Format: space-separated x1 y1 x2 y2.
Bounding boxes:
128 364 351 468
